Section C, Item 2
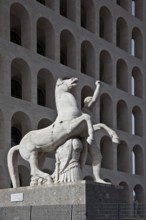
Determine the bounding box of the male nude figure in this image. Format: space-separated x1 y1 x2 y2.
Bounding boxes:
82 81 108 183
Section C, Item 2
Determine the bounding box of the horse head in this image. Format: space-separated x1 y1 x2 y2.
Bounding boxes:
56 77 78 92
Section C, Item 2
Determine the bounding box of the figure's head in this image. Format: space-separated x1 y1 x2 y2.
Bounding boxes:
56 77 78 92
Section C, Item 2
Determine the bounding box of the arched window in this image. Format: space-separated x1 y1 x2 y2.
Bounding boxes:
81 41 95 77
99 7 113 43
60 0 76 21
100 136 113 169
116 17 128 51
100 94 113 127
38 118 52 129
81 0 95 32
131 0 143 20
116 59 128 92
37 69 55 109
131 67 143 97
119 182 130 203
10 3 30 48
132 106 143 136
99 50 113 84
11 111 31 140
11 58 31 101
131 27 143 59
37 17 55 59
117 100 129 132
132 145 144 175
11 127 22 146
36 0 54 9
117 141 129 172
11 79 22 99
37 87 45 106
133 184 144 203
117 0 129 10
60 30 76 69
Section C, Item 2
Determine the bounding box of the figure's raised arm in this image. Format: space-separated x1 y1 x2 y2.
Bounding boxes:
84 80 101 108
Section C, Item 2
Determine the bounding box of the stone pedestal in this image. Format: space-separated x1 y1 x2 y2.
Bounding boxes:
0 181 126 220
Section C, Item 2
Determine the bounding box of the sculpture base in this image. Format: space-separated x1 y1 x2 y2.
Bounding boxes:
0 181 127 220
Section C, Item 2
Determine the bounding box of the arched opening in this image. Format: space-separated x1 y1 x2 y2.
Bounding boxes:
11 111 31 143
131 0 143 20
117 100 129 132
11 79 22 99
132 106 143 136
37 17 55 59
99 50 113 84
117 141 129 172
131 27 143 59
60 0 76 21
81 41 95 77
119 182 130 203
133 184 144 203
100 93 113 127
132 145 144 175
100 136 113 169
10 3 31 48
38 118 52 129
116 59 128 92
131 67 143 97
117 0 129 10
37 69 55 109
11 58 31 101
36 0 54 9
11 126 22 146
81 0 95 32
99 6 113 43
60 30 76 69
116 17 128 51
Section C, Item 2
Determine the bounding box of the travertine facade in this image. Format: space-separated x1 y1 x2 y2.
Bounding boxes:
0 0 145 204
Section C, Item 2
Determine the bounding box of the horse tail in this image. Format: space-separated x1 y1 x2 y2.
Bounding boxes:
93 123 120 144
7 145 20 188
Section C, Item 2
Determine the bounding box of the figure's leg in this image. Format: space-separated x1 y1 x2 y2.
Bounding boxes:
79 138 88 170
88 141 110 184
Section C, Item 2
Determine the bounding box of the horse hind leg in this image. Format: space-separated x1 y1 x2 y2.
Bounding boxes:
29 151 53 186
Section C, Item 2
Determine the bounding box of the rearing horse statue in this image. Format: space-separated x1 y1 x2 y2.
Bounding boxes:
7 77 97 188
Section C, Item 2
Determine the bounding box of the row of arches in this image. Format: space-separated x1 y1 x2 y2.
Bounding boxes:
10 111 144 175
10 53 143 103
119 182 145 203
100 136 144 175
10 3 143 60
9 58 144 136
117 0 143 20
37 0 143 22
11 58 56 108
100 96 143 136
